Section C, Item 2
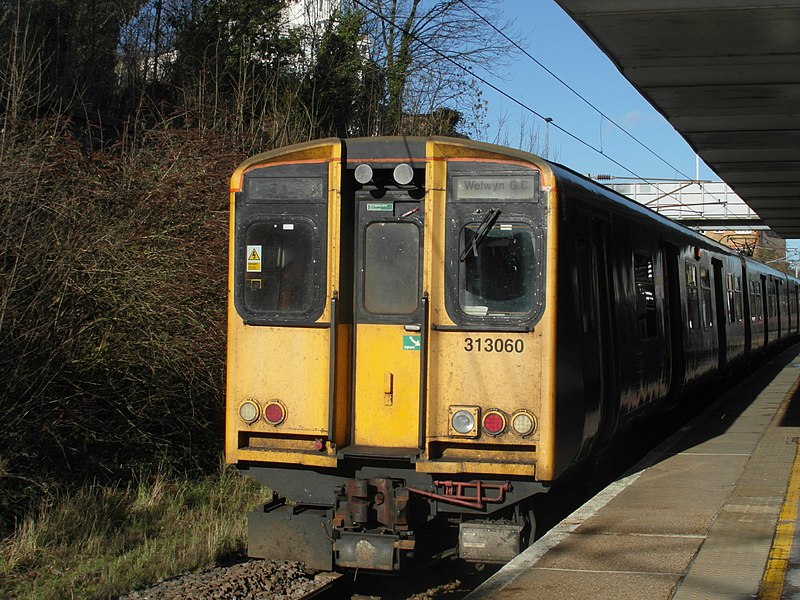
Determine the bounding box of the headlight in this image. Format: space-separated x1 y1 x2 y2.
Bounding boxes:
238 400 260 424
449 406 479 437
452 410 475 434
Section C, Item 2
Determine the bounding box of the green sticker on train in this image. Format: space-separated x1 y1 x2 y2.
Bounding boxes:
403 335 421 350
367 202 393 212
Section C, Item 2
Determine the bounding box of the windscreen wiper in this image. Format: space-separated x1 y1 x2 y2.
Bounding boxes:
459 208 501 261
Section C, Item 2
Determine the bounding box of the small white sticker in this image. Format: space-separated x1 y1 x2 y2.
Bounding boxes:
283 223 295 230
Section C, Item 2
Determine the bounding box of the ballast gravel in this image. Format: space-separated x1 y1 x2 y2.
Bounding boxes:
119 559 331 599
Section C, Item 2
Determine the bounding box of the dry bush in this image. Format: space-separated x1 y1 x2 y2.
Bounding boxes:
0 118 245 528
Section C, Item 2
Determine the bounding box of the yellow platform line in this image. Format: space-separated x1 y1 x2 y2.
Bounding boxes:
760 375 800 600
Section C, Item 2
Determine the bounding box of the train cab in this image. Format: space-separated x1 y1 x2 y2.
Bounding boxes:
226 137 560 570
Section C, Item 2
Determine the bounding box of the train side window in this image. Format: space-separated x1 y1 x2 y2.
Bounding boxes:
577 239 595 334
769 284 777 318
634 252 657 339
726 273 735 323
751 281 763 321
735 275 743 322
243 220 317 314
459 223 536 316
700 267 713 328
758 281 764 321
686 262 699 331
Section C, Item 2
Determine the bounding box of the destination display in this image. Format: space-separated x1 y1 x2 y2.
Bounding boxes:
246 177 325 202
452 175 537 202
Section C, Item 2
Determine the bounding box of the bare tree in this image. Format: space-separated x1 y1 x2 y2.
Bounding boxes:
350 0 519 135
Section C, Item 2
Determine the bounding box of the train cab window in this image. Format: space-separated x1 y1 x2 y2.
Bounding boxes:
459 222 536 317
700 267 713 328
364 222 420 314
445 168 545 327
234 164 327 325
634 252 657 339
686 262 699 331
243 220 317 314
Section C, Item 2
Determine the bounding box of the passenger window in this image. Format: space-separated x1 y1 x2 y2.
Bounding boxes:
700 267 713 328
364 222 420 315
634 252 657 339
752 281 764 321
686 263 699 331
459 223 536 317
577 239 595 335
734 275 743 322
726 273 735 323
244 220 317 313
769 285 777 318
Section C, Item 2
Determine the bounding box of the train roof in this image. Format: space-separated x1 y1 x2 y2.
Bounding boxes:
543 157 799 285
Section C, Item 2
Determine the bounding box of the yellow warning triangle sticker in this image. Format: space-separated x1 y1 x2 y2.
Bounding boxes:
248 249 261 261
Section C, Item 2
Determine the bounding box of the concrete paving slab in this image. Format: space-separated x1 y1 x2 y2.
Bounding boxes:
671 432 762 454
575 483 735 536
534 532 702 574
672 505 777 600
487 569 680 600
638 452 749 488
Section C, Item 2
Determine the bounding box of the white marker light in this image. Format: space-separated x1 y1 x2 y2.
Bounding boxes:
238 400 259 424
393 163 414 185
355 164 373 184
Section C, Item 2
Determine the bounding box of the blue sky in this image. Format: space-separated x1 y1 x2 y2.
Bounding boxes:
478 0 719 183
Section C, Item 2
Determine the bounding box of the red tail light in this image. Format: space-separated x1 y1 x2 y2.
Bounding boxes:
482 410 507 436
264 401 286 425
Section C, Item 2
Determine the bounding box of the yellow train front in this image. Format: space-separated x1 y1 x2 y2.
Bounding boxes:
226 136 800 571
226 136 558 571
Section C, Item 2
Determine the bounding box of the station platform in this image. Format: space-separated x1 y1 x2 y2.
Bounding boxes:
467 345 800 600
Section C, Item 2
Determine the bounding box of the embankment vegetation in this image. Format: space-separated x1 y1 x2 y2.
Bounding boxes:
0 0 519 596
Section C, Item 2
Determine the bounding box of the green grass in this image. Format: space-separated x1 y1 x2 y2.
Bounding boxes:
0 465 272 599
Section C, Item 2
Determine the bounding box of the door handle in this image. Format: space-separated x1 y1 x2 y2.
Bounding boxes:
384 372 393 406
404 324 421 331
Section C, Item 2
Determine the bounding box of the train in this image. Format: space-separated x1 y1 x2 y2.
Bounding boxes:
225 136 800 572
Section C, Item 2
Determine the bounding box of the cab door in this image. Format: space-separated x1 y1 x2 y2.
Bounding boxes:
352 192 425 450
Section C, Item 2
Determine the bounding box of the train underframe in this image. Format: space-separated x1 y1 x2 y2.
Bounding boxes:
242 462 545 572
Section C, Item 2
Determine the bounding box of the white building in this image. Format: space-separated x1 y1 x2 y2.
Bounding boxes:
282 0 342 68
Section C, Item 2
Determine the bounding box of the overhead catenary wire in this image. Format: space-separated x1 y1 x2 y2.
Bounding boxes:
350 0 700 208
456 0 726 205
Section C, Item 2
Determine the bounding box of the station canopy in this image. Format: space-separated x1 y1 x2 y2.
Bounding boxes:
555 1 800 237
